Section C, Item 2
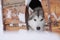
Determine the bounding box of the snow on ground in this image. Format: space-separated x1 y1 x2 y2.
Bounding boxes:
0 30 60 40
0 0 60 40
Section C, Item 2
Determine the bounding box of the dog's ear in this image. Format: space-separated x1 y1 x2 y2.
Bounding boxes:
29 7 33 15
28 7 34 20
38 8 44 17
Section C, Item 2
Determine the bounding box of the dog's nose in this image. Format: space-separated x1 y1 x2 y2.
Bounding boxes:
36 27 40 30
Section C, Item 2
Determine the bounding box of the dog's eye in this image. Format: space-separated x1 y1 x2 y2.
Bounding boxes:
40 19 43 21
34 19 36 21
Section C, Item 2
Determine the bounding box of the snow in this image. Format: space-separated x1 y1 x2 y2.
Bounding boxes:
0 0 3 32
0 0 60 40
18 13 25 22
0 30 60 40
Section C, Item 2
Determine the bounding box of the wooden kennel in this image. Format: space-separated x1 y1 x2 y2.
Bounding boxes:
2 0 27 31
41 0 60 34
2 0 60 34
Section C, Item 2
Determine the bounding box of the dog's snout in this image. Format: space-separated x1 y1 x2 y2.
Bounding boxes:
36 27 40 30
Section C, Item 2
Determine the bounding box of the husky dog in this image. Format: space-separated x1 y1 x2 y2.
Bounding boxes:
25 0 45 31
28 7 45 31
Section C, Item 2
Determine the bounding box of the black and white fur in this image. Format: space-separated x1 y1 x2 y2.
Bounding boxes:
25 0 45 31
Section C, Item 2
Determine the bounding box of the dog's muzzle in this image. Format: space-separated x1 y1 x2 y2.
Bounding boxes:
36 27 40 30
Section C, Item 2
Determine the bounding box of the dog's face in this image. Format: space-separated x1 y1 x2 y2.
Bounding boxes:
28 7 45 31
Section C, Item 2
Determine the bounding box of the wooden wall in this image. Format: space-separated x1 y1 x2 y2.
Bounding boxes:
42 0 60 34
42 0 60 19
